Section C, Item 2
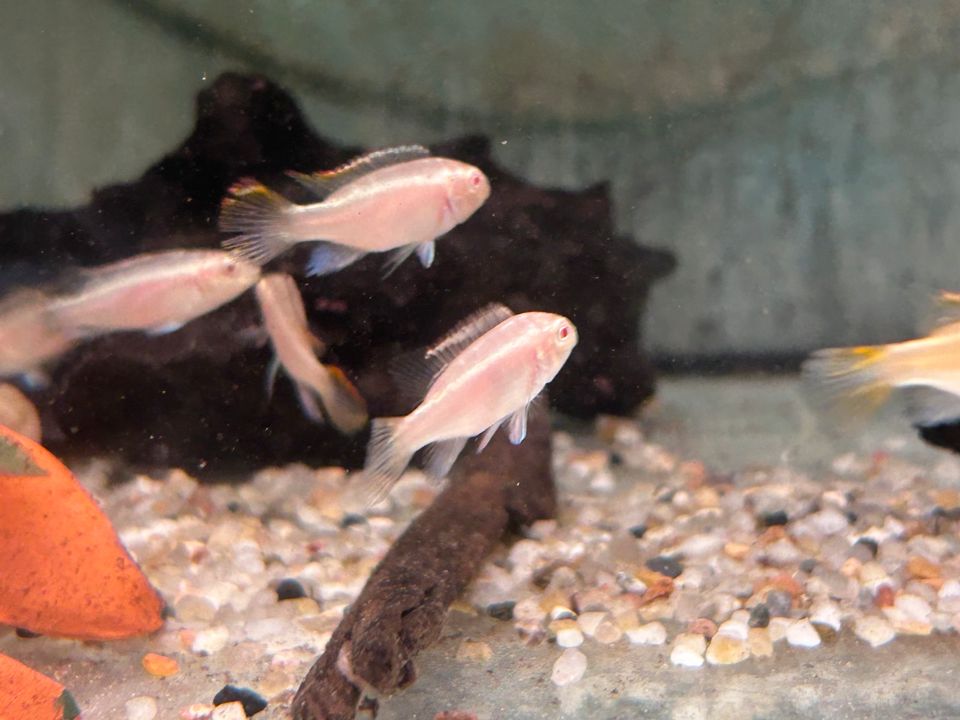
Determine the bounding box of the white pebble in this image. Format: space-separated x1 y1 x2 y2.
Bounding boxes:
550 606 577 621
786 619 821 648
764 538 802 566
715 619 749 641
809 601 842 632
551 648 587 686
212 703 247 720
593 620 623 644
124 696 158 720
895 593 932 623
174 593 219 623
676 534 725 558
670 632 706 668
854 615 896 647
808 508 849 535
191 626 230 656
627 621 667 646
556 625 585 648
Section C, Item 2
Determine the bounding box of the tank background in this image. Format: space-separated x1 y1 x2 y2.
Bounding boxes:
2 1 960 361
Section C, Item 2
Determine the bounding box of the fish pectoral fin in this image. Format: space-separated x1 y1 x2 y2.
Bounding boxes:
18 370 50 391
286 145 432 198
306 243 365 277
416 241 435 268
476 420 503 452
146 321 185 336
319 365 369 435
903 386 960 427
265 356 282 400
219 179 296 266
295 383 327 424
422 437 468 481
507 406 529 445
382 245 418 277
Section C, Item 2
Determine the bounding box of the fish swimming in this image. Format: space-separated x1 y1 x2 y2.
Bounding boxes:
351 304 578 507
803 291 960 426
219 145 491 276
254 273 368 434
0 288 77 386
48 250 261 337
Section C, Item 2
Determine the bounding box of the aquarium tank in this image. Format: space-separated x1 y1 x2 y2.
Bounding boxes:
2 3 960 719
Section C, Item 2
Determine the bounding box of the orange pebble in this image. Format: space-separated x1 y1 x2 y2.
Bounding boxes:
906 556 941 580
724 542 750 560
142 652 179 678
874 584 895 608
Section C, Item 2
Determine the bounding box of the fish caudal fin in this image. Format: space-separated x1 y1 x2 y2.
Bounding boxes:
801 345 893 420
219 179 296 265
347 418 413 510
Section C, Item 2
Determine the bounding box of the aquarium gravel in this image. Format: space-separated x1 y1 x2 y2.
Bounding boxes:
3 382 960 718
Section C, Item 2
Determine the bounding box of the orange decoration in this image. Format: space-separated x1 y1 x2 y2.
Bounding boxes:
0 424 164 640
0 652 80 720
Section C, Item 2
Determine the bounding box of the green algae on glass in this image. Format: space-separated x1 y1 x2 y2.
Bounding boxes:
0 435 44 476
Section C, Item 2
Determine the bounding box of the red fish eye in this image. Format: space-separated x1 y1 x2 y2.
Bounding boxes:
471 173 482 187
558 326 569 340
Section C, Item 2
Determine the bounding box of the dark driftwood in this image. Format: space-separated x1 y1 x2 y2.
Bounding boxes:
0 72 674 476
292 403 554 720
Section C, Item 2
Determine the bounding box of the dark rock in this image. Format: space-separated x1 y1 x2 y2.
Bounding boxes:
276 578 308 601
15 628 41 638
340 513 368 528
0 72 674 476
645 555 682 578
748 603 770 628
799 558 817 573
760 510 789 527
628 524 647 539
765 590 793 617
213 684 267 716
486 600 516 621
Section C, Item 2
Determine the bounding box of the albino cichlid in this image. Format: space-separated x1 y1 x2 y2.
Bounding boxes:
219 145 490 276
48 249 261 337
351 303 578 508
0 288 77 385
803 291 960 427
254 273 367 434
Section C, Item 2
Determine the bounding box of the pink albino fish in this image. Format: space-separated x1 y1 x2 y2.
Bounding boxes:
255 273 368 434
219 145 490 276
0 288 77 386
352 304 578 507
48 249 261 337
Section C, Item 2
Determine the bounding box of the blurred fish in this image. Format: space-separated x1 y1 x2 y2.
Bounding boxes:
48 250 261 337
803 291 960 426
219 145 490 276
254 273 367 434
351 304 578 507
0 288 76 386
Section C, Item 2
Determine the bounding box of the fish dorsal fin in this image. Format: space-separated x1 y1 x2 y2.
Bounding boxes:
389 303 514 404
928 291 960 336
286 145 432 199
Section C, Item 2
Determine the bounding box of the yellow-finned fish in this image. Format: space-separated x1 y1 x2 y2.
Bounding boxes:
219 145 490 277
48 250 261 337
803 291 960 426
254 273 367 434
350 304 578 508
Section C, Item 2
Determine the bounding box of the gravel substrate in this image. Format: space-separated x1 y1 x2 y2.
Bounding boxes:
4 380 960 718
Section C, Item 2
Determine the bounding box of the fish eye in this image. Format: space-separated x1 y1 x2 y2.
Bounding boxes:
558 325 570 341
470 172 483 187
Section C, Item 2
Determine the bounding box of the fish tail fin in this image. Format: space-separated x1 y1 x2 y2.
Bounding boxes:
320 366 369 434
219 179 295 265
802 345 893 420
346 418 412 511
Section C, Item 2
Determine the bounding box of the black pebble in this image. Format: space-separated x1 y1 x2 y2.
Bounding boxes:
628 524 647 539
760 510 789 527
15 628 41 639
487 600 516 621
748 604 770 628
799 558 817 573
275 578 307 601
341 513 368 528
213 685 268 716
765 589 793 617
610 451 624 466
645 555 683 578
226 500 243 513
